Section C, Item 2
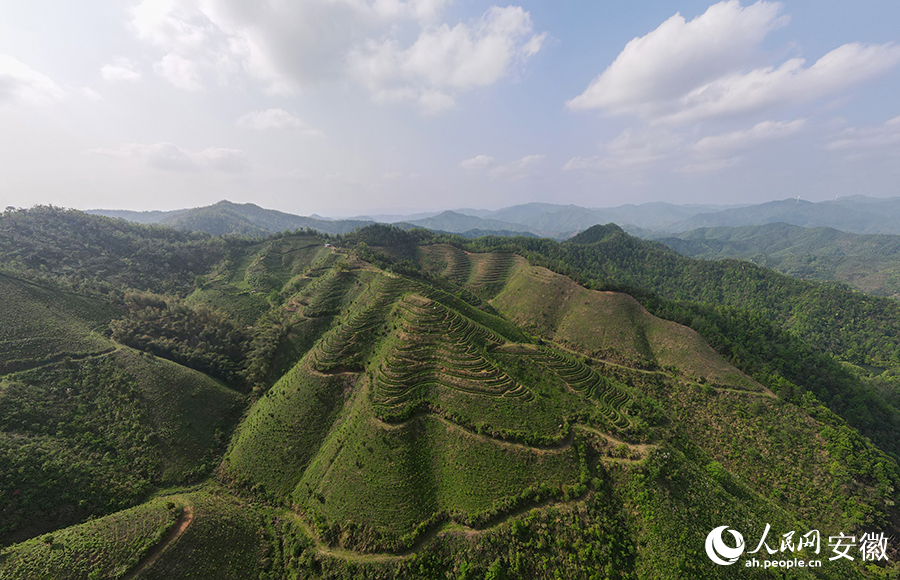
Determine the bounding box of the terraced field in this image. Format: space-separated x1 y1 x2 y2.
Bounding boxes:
420 246 516 299
8 208 898 579
312 275 410 372
420 244 473 285
371 295 527 417
528 347 631 430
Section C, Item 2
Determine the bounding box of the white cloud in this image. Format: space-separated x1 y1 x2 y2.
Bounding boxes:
418 90 456 114
101 58 142 82
567 1 786 116
693 119 805 154
128 0 462 98
459 155 495 170
827 116 900 150
129 1 544 109
0 54 66 104
90 142 251 172
75 87 103 101
564 129 683 172
350 5 545 111
567 1 900 125
662 43 900 125
131 0 209 51
153 53 203 90
488 154 544 178
236 108 323 135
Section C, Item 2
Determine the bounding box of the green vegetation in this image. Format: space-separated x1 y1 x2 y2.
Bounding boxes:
0 349 242 544
0 495 184 580
657 222 900 299
2 209 900 579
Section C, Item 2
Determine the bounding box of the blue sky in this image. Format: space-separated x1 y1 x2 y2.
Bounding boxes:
1 0 898 215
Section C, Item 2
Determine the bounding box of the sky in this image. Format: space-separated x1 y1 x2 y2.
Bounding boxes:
1 0 899 216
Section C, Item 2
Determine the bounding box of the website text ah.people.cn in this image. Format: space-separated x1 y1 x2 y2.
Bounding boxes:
706 523 889 568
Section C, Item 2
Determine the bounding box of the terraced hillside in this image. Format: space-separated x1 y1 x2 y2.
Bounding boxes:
3 211 900 579
219 245 898 578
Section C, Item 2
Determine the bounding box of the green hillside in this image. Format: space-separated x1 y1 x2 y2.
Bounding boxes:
1 209 900 579
92 200 374 237
657 222 900 298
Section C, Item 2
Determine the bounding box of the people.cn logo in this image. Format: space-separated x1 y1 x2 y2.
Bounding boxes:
706 526 746 565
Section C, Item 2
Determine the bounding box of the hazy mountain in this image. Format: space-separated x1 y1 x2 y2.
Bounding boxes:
657 222 900 298
669 197 900 234
404 210 543 236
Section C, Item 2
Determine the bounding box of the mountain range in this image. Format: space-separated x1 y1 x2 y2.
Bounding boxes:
89 195 900 241
2 206 900 578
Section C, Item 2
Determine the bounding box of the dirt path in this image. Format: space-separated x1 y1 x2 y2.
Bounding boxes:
122 505 194 579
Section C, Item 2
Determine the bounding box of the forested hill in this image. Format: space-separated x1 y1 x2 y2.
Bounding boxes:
89 200 373 237
655 222 900 298
0 205 226 295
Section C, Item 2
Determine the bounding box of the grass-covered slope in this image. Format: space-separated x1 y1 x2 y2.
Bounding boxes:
0 488 266 580
0 273 114 374
488 255 760 390
0 208 249 546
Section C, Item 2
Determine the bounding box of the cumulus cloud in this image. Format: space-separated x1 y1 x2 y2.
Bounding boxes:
567 0 900 125
236 108 323 135
827 116 900 150
692 119 806 154
0 54 66 104
488 154 544 178
101 58 142 82
153 53 202 91
350 5 545 112
128 0 543 108
90 142 251 172
459 155 495 170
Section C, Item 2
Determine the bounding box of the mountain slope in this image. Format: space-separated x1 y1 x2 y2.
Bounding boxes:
90 200 374 237
657 222 900 298
1 211 899 579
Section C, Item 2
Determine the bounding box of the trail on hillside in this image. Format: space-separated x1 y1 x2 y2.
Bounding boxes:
122 505 194 579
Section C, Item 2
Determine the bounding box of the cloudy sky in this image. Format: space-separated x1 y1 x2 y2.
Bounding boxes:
1 0 899 215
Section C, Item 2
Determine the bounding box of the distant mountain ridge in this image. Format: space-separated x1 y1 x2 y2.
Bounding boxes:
89 195 900 240
669 197 900 234
89 200 374 237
